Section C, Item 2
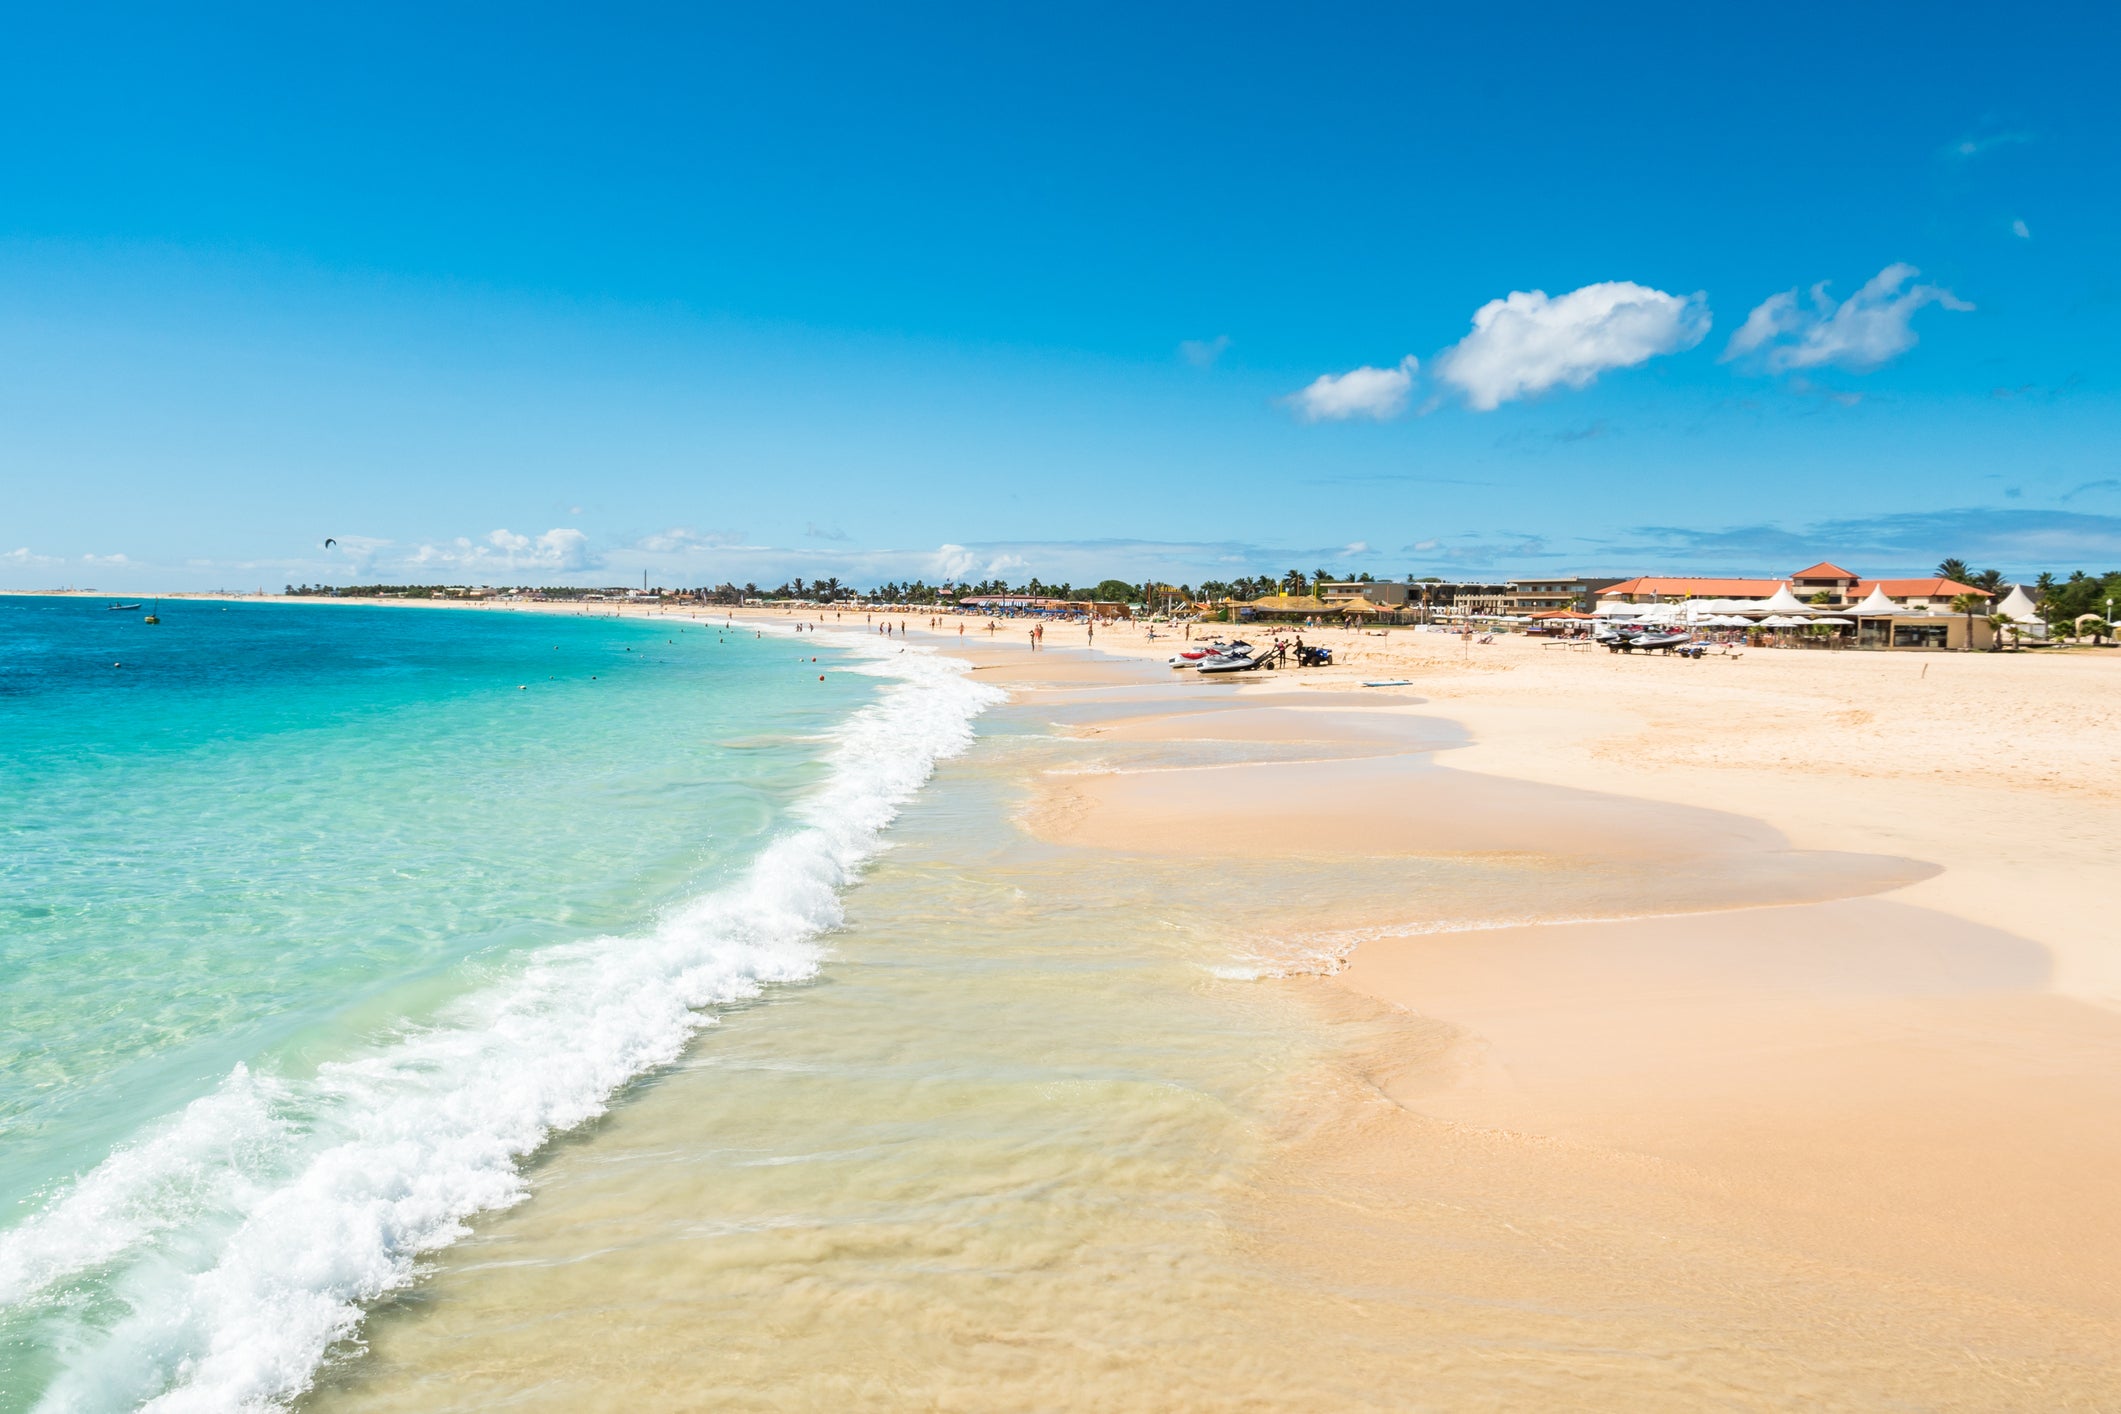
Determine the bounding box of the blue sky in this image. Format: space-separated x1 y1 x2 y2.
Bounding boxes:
4 1 2119 591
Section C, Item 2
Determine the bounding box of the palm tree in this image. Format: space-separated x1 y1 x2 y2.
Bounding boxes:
1281 569 1306 596
1950 592 1981 651
1936 557 1973 584
1985 612 2013 651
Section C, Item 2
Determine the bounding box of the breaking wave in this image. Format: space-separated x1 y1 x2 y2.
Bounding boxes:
0 632 1001 1412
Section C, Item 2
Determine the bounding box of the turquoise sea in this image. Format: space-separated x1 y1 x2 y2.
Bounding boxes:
0 597 997 1411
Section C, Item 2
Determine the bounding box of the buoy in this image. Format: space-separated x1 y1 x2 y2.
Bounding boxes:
113 661 121 667
819 674 825 681
518 685 526 690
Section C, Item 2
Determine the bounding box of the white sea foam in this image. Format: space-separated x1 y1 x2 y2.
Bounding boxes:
3 632 1001 1413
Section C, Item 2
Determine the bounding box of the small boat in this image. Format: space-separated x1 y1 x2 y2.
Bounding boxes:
106 602 142 611
1196 648 1266 674
1167 639 1246 667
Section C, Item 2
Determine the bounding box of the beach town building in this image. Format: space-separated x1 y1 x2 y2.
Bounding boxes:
1319 580 1412 607
1597 567 1990 611
1507 576 1629 612
1789 562 1862 603
957 595 1131 619
1325 576 1626 615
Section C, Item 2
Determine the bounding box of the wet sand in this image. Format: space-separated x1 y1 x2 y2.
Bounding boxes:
989 625 2121 1404
261 603 2121 1406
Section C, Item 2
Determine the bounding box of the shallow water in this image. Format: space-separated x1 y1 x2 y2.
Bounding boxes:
0 599 965 1411
8 614 2021 1411
303 661 1961 1412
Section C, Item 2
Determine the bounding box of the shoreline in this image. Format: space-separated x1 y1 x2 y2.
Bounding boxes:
901 611 2121 1394
28 591 2121 1401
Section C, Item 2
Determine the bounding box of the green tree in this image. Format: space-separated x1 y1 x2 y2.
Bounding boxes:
1935 557 1972 584
1950 592 1981 651
1092 578 1137 604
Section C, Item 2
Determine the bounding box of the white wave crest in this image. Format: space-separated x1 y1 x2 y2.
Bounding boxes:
3 632 1002 1413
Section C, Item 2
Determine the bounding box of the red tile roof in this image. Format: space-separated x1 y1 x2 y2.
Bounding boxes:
1597 576 1787 598
1790 561 1859 580
1850 578 1989 599
1599 573 1991 602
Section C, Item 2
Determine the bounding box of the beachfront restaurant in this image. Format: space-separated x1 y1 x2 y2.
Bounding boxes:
956 595 1131 619
1593 584 1997 650
1595 568 1996 650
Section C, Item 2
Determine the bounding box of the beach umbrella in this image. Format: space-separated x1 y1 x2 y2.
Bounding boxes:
1811 616 1853 625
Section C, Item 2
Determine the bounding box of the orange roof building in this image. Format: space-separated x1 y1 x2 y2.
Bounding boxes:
1848 578 1991 604
1595 575 1788 601
1598 568 1990 607
1790 561 1859 581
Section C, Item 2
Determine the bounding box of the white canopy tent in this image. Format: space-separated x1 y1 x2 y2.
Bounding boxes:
1995 584 2042 624
1850 584 1900 616
1754 585 1814 615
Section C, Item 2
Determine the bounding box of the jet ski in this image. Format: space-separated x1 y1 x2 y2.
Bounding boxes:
1196 645 1268 673
1169 639 1248 668
1606 630 1691 653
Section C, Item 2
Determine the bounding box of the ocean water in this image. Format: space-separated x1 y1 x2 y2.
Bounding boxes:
0 597 996 1411
6 604 1986 1411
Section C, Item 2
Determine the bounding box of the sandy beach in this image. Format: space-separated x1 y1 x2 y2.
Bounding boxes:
937 610 2121 1404
66 593 2121 1407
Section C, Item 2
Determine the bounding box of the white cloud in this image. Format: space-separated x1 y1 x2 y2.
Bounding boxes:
1180 335 1232 368
82 553 131 565
804 522 850 541
1288 356 1419 422
635 526 742 554
929 544 1025 582
1723 263 1973 373
1342 541 1371 556
5 546 61 567
1434 282 1709 411
523 528 594 569
410 527 599 573
2011 218 2031 239
1947 131 2031 160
